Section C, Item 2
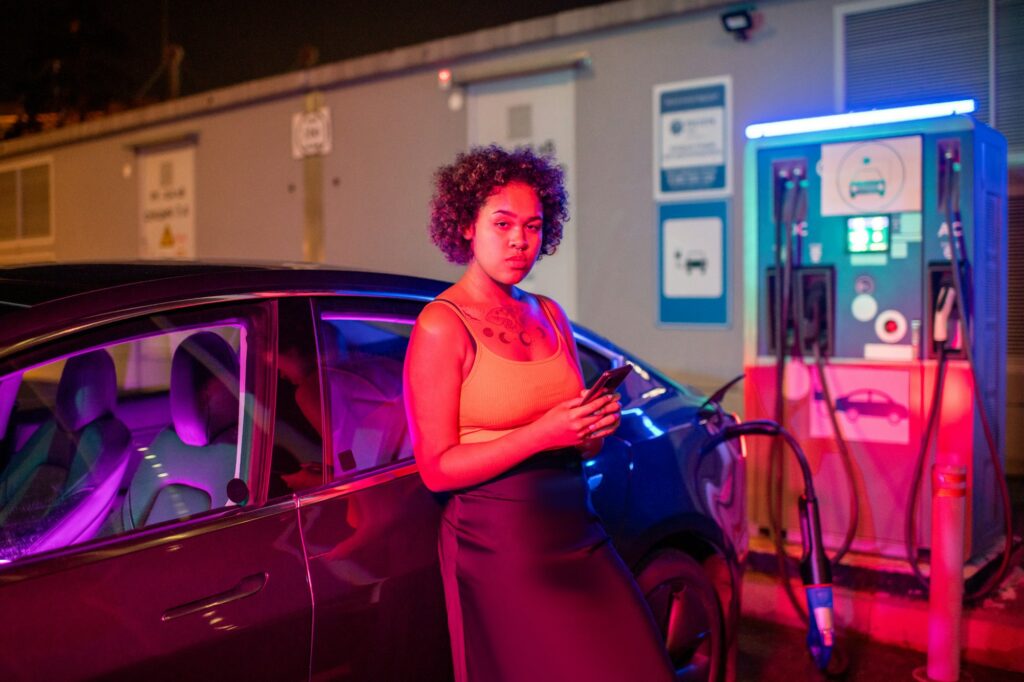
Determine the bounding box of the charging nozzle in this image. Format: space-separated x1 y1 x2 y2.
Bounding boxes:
805 584 835 670
699 421 838 669
932 284 959 349
799 495 834 670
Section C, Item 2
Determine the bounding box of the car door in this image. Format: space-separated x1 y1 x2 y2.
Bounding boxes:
298 296 452 681
0 301 312 681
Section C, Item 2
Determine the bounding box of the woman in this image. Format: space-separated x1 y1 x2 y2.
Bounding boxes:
404 145 675 682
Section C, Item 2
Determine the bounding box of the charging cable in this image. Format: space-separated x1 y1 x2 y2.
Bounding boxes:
904 149 1014 601
702 419 837 671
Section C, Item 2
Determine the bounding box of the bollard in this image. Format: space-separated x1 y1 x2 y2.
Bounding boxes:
926 463 968 682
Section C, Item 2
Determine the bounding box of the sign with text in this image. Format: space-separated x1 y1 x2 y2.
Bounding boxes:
138 145 195 259
654 76 732 200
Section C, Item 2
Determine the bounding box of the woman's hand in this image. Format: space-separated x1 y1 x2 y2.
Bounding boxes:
531 390 622 452
577 389 622 458
581 388 622 440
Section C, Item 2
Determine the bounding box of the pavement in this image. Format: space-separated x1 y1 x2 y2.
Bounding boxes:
737 615 1024 681
736 476 1024 680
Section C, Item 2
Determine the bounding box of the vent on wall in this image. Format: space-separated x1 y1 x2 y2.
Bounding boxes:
996 0 1024 153
839 0 1024 152
1009 187 1024 358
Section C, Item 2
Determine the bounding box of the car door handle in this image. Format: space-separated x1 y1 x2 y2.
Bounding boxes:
161 572 269 622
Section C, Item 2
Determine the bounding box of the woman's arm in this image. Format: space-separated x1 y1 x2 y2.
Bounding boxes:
403 303 617 492
539 295 622 457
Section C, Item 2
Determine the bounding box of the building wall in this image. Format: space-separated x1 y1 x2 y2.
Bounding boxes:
195 99 307 261
52 136 138 261
0 0 922 394
2 0 1017 483
321 73 466 279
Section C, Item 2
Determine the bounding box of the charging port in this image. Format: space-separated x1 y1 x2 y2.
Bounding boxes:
764 266 834 357
796 267 835 357
765 269 793 355
926 262 963 358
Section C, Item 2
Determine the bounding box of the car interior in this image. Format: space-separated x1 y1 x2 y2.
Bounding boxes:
320 317 414 480
0 326 246 562
0 350 131 560
123 331 241 529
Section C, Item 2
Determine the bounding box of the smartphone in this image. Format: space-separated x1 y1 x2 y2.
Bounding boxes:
581 365 632 405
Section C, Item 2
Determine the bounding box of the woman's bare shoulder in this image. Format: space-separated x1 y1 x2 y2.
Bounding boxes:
414 295 470 344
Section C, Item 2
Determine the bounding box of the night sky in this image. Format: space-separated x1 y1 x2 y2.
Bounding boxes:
0 0 618 109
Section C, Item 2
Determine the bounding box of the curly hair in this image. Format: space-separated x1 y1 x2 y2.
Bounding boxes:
429 145 569 265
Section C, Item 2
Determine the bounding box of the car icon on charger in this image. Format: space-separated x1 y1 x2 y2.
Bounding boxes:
834 389 908 423
849 168 887 198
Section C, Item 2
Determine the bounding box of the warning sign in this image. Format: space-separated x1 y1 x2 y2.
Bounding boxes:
138 145 195 259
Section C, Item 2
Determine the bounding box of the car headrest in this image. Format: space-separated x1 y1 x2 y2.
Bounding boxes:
56 350 118 432
170 332 240 447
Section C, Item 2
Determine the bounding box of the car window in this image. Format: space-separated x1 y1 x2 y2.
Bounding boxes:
317 312 414 481
269 298 324 500
578 343 613 386
0 322 250 563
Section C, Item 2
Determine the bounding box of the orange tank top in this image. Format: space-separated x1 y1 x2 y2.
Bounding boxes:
432 296 584 444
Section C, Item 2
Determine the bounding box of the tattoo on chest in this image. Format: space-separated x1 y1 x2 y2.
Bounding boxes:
463 304 551 348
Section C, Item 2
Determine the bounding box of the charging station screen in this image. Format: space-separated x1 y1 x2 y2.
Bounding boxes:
846 216 890 253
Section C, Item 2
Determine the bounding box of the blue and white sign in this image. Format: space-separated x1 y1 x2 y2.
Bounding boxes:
658 202 729 326
654 76 732 200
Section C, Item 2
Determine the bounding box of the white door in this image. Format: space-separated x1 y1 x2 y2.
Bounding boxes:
468 71 578 318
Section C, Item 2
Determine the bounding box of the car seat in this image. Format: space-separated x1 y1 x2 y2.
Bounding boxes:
325 351 411 477
0 349 131 559
125 331 240 528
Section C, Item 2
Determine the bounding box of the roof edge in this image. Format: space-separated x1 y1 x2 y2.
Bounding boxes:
0 0 730 159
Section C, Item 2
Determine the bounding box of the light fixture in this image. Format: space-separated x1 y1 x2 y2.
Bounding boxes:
437 68 453 91
744 99 976 139
721 6 755 41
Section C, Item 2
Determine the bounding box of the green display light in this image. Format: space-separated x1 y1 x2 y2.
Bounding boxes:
846 216 890 253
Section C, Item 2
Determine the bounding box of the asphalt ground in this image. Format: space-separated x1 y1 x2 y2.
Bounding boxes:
737 475 1024 681
737 616 1024 681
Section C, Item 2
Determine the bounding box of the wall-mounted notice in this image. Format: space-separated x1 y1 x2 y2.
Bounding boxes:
658 201 729 326
291 106 333 159
654 76 731 201
138 144 195 259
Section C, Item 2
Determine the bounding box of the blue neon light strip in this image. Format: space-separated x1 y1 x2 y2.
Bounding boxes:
744 99 975 139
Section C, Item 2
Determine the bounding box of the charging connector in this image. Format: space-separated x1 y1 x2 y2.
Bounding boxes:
795 267 835 358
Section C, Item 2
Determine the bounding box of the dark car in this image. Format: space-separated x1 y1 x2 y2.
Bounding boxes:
0 263 746 682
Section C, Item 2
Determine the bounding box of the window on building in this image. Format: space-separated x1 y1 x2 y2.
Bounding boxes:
0 160 52 244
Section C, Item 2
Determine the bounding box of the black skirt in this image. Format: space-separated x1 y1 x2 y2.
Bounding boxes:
438 450 676 682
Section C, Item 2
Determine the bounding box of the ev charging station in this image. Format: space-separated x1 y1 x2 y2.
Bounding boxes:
742 101 1008 567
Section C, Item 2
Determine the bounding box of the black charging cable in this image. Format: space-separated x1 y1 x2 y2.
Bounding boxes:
938 152 1014 602
810 340 860 566
769 170 860 567
701 418 845 673
769 169 800 607
903 150 1014 601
